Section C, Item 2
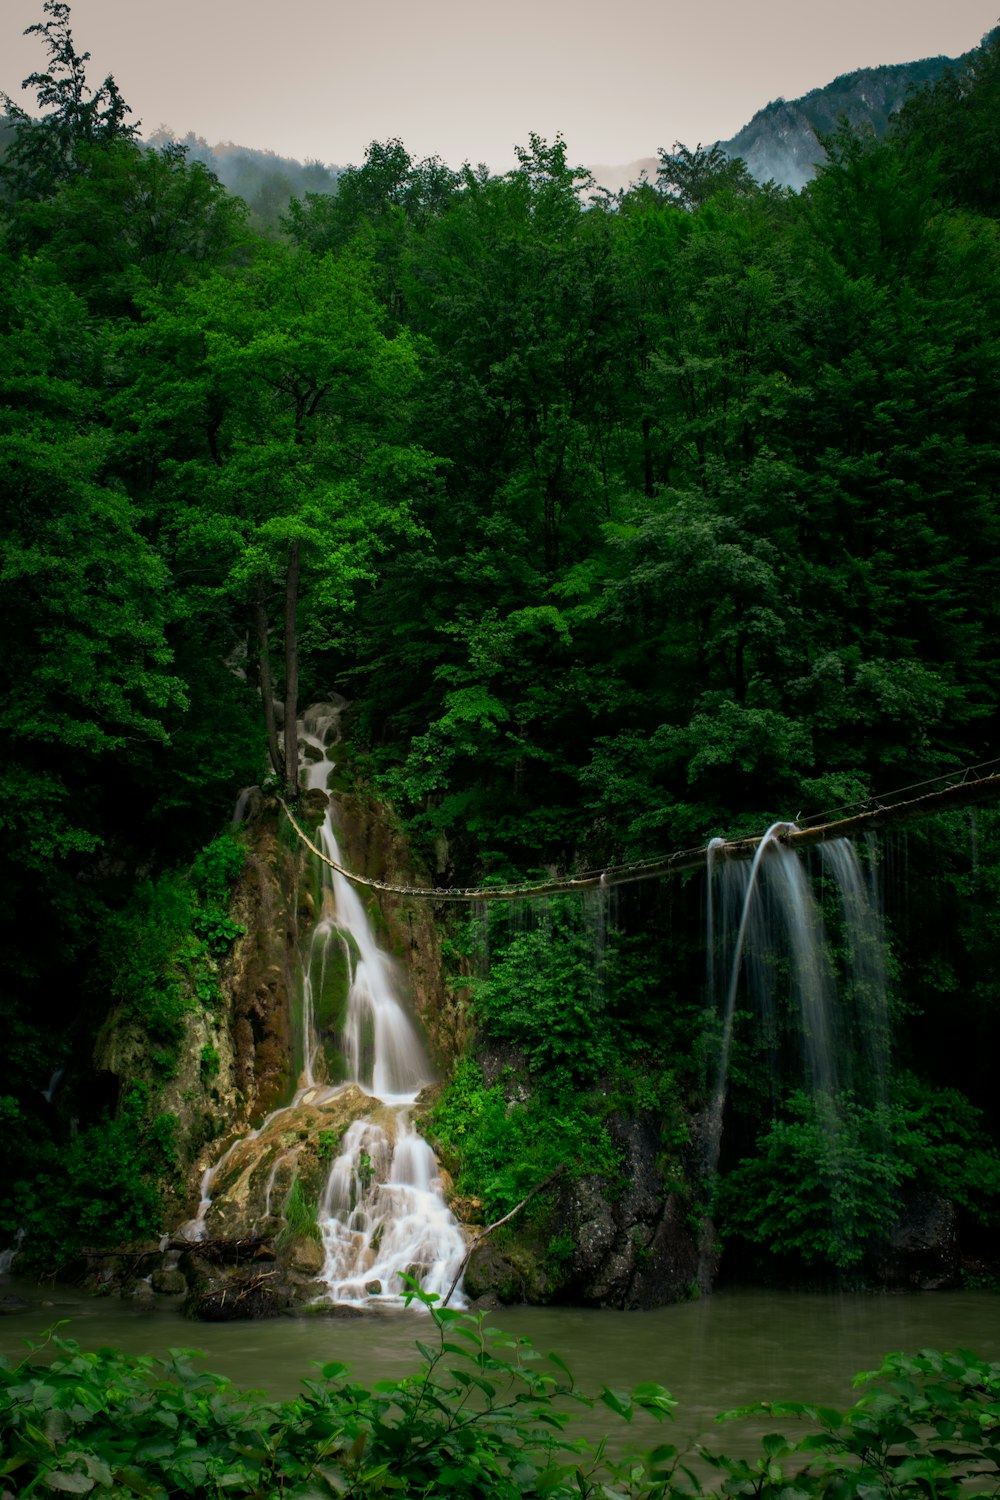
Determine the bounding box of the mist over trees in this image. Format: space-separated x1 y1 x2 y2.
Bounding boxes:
2 1 1000 1281
143 127 342 233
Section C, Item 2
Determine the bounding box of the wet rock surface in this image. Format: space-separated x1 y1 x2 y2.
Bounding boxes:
179 1239 292 1320
329 766 469 1070
199 1084 374 1243
460 1112 702 1310
558 1115 702 1309
0 1293 33 1315
870 1194 961 1290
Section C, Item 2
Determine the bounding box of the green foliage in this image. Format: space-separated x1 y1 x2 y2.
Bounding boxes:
100 874 197 1056
719 1078 1000 1272
0 0 138 203
277 1174 321 1249
189 834 245 903
890 1072 1000 1220
315 1128 344 1164
97 831 246 1073
713 1347 1000 1500
893 25 1000 216
430 902 695 1223
3 0 1000 1302
0 1289 680 1499
2 1315 999 1499
429 1058 620 1220
470 904 613 1088
198 1044 220 1081
7 1086 175 1270
718 1091 901 1271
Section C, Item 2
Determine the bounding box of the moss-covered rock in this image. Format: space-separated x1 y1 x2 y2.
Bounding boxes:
201 1084 373 1242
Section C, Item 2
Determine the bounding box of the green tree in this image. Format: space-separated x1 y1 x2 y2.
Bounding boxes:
10 139 248 315
121 241 434 796
655 140 760 211
892 25 1000 217
0 0 137 203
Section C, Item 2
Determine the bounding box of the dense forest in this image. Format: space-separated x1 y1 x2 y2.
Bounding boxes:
3 0 1000 1294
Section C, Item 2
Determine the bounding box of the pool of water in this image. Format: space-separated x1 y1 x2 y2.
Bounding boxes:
3 1280 998 1457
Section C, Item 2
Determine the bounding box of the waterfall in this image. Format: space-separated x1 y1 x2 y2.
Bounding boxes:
184 702 466 1307
706 831 889 1174
297 703 465 1305
317 1110 466 1305
0 1228 25 1274
817 839 889 1106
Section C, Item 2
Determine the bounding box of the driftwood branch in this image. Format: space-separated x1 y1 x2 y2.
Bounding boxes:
441 1164 567 1308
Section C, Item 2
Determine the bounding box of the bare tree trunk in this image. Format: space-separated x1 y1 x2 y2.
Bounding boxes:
642 415 654 498
254 578 283 781
282 539 300 800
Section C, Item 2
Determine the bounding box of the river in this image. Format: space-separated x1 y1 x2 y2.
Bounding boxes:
3 1281 998 1454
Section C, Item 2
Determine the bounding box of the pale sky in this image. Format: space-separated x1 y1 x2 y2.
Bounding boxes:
3 0 997 173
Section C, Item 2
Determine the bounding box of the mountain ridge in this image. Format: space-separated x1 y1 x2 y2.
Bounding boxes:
589 30 995 194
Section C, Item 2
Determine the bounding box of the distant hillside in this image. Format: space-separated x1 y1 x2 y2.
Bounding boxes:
591 32 994 195
144 129 343 231
717 55 954 190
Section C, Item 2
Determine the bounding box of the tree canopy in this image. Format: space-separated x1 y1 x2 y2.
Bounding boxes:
3 3 1000 1280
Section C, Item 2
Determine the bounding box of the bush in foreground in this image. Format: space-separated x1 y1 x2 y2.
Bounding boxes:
1 1285 999 1497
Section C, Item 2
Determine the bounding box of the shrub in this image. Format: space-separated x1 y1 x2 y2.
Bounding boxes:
0 1286 676 1499
719 1075 1000 1272
470 902 613 1088
277 1172 321 1249
11 1086 176 1270
428 1058 620 1219
2 1305 999 1500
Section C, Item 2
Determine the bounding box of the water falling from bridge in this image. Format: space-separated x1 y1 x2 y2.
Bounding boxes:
704 828 889 1194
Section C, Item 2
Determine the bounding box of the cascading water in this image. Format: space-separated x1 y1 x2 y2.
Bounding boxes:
0 1229 24 1274
298 704 465 1305
704 830 889 1195
183 703 466 1307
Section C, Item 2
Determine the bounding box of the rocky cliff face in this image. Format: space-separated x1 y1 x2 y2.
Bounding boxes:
90 743 708 1315
460 1107 707 1311
718 56 957 190
589 47 965 195
90 793 302 1228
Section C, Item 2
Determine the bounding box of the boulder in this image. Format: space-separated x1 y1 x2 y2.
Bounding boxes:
151 1267 187 1296
287 1237 325 1275
198 1083 373 1241
458 1111 702 1310
870 1194 960 1290
0 1293 33 1315
186 1268 289 1320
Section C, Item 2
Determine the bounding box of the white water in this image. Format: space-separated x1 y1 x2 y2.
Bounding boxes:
318 1110 466 1305
706 823 801 1166
184 704 466 1307
706 832 889 1176
297 704 465 1306
0 1228 25 1274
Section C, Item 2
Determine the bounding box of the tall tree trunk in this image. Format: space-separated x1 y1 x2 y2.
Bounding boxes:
254 578 283 781
283 539 300 800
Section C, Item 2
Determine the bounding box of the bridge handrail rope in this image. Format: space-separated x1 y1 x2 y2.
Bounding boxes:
275 762 1000 903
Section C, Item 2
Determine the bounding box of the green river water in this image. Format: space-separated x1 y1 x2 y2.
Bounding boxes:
3 1282 999 1455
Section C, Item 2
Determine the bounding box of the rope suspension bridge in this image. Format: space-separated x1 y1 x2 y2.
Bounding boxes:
276 757 1000 903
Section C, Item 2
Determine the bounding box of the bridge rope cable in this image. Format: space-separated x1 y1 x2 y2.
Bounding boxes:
274 754 1000 903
